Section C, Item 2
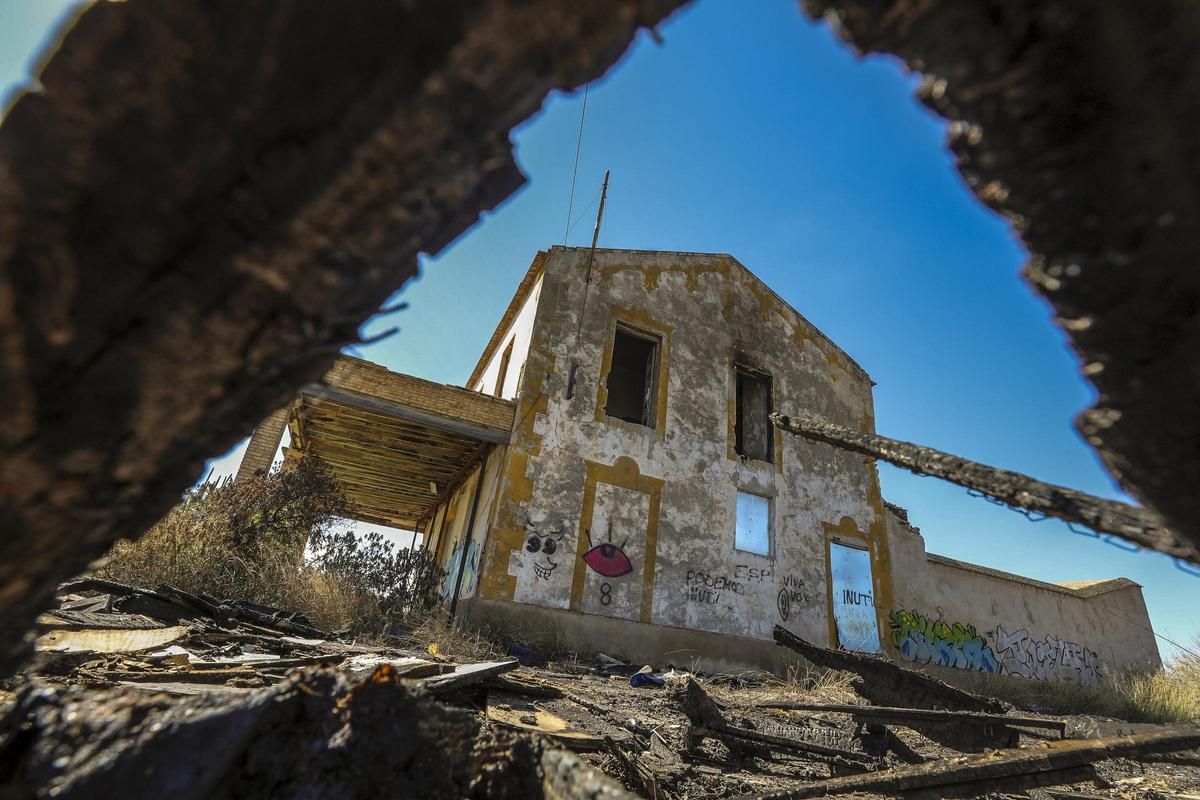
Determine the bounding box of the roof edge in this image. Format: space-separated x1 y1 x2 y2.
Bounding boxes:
543 246 871 380
926 552 1140 599
465 250 548 390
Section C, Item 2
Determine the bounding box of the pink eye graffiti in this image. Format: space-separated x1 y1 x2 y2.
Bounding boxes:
581 523 633 578
582 543 633 577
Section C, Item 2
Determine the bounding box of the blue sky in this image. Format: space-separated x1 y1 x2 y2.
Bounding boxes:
6 0 1195 659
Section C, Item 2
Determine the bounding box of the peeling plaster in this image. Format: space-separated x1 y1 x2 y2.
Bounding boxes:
477 248 889 647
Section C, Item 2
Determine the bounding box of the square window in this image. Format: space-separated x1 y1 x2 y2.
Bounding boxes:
605 326 659 427
735 366 773 462
735 491 771 555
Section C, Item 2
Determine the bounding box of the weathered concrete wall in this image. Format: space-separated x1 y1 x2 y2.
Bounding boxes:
463 596 808 676
476 247 898 649
883 510 1161 686
470 273 544 400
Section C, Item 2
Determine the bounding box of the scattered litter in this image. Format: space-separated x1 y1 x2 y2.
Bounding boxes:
629 666 664 689
507 643 535 666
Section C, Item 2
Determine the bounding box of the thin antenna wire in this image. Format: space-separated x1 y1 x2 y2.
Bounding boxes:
563 82 590 244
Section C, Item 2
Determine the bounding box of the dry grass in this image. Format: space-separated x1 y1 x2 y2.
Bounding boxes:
1114 647 1200 723
98 459 445 638
402 613 504 662
956 645 1200 724
709 663 859 706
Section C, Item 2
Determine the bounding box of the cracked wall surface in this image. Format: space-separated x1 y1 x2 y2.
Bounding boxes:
478 247 893 648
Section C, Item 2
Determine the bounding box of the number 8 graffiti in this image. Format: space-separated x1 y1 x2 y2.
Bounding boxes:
600 582 612 606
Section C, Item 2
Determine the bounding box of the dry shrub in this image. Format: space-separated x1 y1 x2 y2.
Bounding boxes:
710 664 859 706
402 613 503 662
1115 645 1200 723
954 646 1200 723
99 457 445 636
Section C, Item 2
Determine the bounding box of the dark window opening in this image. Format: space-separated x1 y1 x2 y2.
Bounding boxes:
735 366 773 462
605 326 659 426
494 338 514 397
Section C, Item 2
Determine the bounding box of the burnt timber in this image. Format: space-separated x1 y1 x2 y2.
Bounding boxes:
771 413 1196 564
733 723 1200 800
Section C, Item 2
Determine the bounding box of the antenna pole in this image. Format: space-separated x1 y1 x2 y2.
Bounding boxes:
582 169 609 287
566 169 610 400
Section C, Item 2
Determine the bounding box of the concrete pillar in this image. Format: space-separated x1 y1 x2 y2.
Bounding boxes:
234 406 289 481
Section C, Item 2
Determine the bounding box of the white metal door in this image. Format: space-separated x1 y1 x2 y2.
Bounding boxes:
829 542 882 653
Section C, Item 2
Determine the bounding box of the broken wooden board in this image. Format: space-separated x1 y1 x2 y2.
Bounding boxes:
422 659 518 694
487 691 607 750
734 722 1200 799
488 672 566 699
756 700 1061 751
118 681 258 697
755 701 1065 735
773 626 1007 713
683 679 877 772
344 656 450 682
37 609 167 629
35 624 190 654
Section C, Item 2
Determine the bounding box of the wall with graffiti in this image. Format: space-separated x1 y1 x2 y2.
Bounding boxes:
888 609 1001 674
888 608 1105 687
430 447 505 605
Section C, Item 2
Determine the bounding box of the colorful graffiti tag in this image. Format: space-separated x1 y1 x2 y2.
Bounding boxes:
888 609 1001 673
888 609 1102 686
993 624 1102 687
442 539 480 601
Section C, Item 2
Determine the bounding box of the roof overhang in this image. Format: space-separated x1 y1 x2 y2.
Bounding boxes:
288 356 515 529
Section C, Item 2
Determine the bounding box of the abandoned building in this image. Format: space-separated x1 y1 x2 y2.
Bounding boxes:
240 247 1161 685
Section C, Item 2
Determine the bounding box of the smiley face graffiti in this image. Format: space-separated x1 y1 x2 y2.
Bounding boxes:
581 522 633 578
522 515 563 580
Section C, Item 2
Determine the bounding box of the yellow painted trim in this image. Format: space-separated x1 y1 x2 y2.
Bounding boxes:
477 262 561 602
568 456 664 624
593 304 672 439
821 518 871 648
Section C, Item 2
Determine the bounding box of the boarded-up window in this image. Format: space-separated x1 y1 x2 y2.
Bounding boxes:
735 366 773 462
494 338 514 398
735 491 770 555
605 326 659 427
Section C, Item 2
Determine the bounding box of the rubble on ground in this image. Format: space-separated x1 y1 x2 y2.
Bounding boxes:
3 586 1197 799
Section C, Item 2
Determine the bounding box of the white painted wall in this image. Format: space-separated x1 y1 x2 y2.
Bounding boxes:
470 275 543 400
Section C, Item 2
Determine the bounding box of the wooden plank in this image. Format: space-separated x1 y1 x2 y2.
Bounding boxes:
683 680 876 771
35 624 190 653
306 414 480 454
755 701 1066 734
422 659 518 694
301 384 511 444
733 723 1200 799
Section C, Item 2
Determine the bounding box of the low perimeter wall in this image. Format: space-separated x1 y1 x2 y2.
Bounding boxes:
462 596 806 676
884 513 1162 687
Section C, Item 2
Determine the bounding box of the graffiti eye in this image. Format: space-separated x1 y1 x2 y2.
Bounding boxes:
583 543 633 577
525 536 542 553
542 538 557 555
